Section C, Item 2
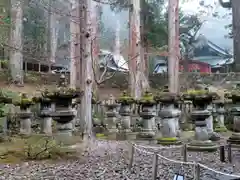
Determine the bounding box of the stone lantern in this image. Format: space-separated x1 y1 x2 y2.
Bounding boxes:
225 90 240 145
117 91 135 132
156 91 181 145
213 100 227 132
104 95 118 138
137 91 156 139
182 90 219 151
0 91 12 135
46 75 82 143
33 90 53 135
14 93 34 136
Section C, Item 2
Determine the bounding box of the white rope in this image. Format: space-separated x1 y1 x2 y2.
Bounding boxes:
157 154 195 165
134 146 155 155
199 163 240 178
133 145 240 178
135 144 183 150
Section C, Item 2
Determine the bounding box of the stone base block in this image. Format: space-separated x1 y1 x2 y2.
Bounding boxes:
126 132 137 140
214 126 227 132
138 131 155 139
227 133 240 145
116 132 127 141
55 130 73 145
187 140 218 152
157 137 181 145
106 132 117 140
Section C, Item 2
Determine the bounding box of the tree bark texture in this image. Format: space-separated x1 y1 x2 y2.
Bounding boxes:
232 0 240 72
129 0 149 99
10 0 23 84
82 0 93 138
168 0 177 93
70 0 79 88
49 3 58 64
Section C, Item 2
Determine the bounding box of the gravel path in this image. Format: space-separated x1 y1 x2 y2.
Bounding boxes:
0 139 240 180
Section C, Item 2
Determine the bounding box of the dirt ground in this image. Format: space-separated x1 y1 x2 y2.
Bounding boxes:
0 82 122 100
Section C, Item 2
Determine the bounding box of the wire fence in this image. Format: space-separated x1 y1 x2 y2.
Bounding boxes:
128 143 240 180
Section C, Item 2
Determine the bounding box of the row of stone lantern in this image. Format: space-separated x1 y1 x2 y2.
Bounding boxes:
103 90 183 143
103 87 240 151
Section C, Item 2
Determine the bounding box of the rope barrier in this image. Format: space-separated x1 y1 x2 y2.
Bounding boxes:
156 153 195 165
134 146 155 155
135 144 183 150
198 163 240 178
133 143 240 178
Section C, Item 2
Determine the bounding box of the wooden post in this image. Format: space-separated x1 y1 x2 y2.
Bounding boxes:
152 152 158 180
228 143 232 163
220 145 225 162
182 144 187 162
195 163 200 180
128 144 134 169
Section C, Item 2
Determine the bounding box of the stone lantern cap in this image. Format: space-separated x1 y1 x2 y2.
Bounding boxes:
154 91 180 104
0 90 12 117
0 90 12 104
138 91 156 105
181 89 219 101
229 107 240 116
225 88 240 104
116 91 135 105
13 93 34 110
182 89 219 107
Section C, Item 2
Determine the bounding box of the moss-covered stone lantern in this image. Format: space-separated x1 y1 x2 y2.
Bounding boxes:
116 91 135 132
32 89 53 135
182 89 219 151
13 93 34 135
155 90 181 145
0 90 12 135
137 91 156 139
225 87 240 145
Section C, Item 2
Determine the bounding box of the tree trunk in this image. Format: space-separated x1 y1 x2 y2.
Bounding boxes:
91 2 101 95
168 0 178 93
232 0 240 72
82 0 93 139
130 0 149 99
69 0 78 88
49 6 58 64
10 0 23 85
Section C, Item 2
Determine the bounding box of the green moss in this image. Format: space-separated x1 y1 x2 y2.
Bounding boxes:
139 91 155 105
157 137 181 145
96 133 106 138
215 126 227 132
13 93 34 109
157 137 177 141
117 91 135 105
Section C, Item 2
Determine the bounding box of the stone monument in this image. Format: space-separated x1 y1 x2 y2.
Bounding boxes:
183 90 219 151
155 90 181 145
214 100 227 132
117 91 135 132
33 90 53 135
47 75 81 144
225 90 240 144
105 95 118 138
14 93 34 136
137 91 156 139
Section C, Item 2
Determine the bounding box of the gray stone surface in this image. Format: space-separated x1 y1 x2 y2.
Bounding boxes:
0 140 240 180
